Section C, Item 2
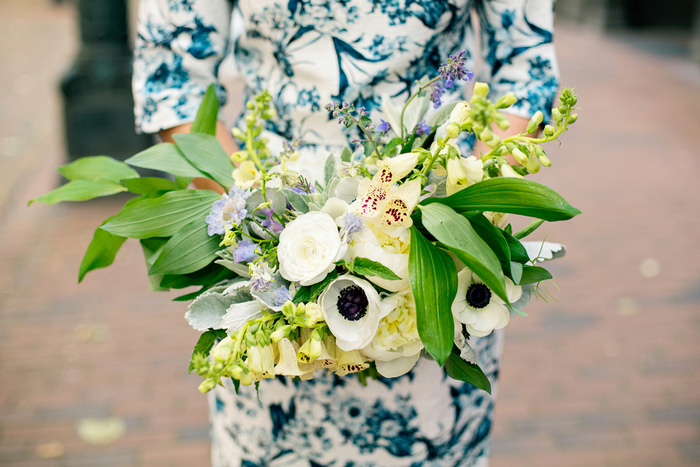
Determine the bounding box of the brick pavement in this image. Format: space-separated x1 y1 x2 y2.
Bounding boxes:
1 1 699 466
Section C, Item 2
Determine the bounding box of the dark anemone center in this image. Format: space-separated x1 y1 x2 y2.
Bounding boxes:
336 285 368 321
466 283 491 309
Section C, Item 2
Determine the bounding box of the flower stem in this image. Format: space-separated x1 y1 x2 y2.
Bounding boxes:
400 76 440 140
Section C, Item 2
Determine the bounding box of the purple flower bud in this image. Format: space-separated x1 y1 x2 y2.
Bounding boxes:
414 121 432 136
376 119 391 135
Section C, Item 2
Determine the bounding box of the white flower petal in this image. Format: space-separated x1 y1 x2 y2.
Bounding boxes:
375 352 421 378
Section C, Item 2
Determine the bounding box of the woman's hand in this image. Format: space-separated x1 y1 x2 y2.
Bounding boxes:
159 121 238 194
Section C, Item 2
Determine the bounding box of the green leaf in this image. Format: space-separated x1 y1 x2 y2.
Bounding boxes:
190 84 219 136
102 189 220 238
149 217 221 275
292 270 339 304
444 348 492 393
463 212 511 271
519 265 553 285
126 143 205 178
78 217 127 282
501 228 530 264
29 179 127 205
282 188 310 213
160 264 231 289
509 261 523 285
189 329 227 373
58 156 139 182
425 101 458 128
363 141 377 159
419 203 509 304
324 154 336 186
423 178 581 221
340 146 352 163
173 133 235 189
351 257 401 281
381 137 404 157
514 219 545 239
140 237 169 291
409 226 456 366
121 177 181 196
174 290 203 302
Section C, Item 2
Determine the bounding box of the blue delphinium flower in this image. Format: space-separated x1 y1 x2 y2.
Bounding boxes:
340 211 364 240
414 121 432 136
272 285 293 307
438 50 474 83
259 207 284 233
376 119 391 135
205 186 251 236
232 239 258 263
430 83 445 108
249 262 275 292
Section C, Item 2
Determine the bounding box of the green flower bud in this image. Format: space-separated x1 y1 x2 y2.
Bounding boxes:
486 133 501 149
282 302 296 319
231 128 246 140
536 150 551 167
261 109 276 119
551 108 563 123
239 371 253 386
511 147 528 165
543 125 555 137
270 325 291 343
526 111 543 134
526 152 540 174
479 127 493 142
558 104 567 114
495 92 517 109
445 123 461 139
246 101 256 110
495 115 510 132
567 113 578 124
473 82 489 99
198 378 217 394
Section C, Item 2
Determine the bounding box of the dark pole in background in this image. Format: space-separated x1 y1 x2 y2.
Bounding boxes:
61 0 152 162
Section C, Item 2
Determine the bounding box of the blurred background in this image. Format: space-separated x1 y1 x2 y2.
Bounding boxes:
1 0 699 465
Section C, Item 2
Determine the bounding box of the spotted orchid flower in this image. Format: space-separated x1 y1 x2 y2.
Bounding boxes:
354 152 421 228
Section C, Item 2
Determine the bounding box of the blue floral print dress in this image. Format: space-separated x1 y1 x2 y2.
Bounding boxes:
133 1 558 465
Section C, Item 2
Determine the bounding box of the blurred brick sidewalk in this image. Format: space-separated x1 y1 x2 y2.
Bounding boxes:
1 1 700 466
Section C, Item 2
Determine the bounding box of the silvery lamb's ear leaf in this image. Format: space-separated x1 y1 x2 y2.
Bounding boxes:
282 189 310 213
521 241 566 263
221 301 264 334
215 258 251 277
324 154 337 186
380 93 401 135
185 281 252 331
268 188 287 214
425 101 458 128
340 146 353 163
246 191 265 212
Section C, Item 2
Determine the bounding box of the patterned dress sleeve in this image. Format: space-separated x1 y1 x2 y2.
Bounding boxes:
474 0 559 121
133 0 233 134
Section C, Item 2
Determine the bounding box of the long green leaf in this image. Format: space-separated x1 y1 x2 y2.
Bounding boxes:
102 190 219 239
125 143 205 178
409 226 456 366
140 237 169 291
190 84 219 136
423 177 580 221
78 217 127 282
58 156 139 182
444 347 492 393
174 133 234 189
149 218 221 275
189 329 227 373
420 203 509 304
501 228 530 264
519 265 553 285
29 180 126 205
464 212 511 271
121 177 181 196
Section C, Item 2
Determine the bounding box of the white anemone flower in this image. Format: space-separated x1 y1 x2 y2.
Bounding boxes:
451 269 522 337
319 275 386 351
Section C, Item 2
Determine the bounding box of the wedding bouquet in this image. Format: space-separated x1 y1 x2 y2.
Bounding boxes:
32 51 579 394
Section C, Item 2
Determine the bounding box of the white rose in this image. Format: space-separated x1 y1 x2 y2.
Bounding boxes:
278 211 347 286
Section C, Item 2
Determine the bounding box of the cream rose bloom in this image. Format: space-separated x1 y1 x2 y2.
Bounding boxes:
277 211 347 286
